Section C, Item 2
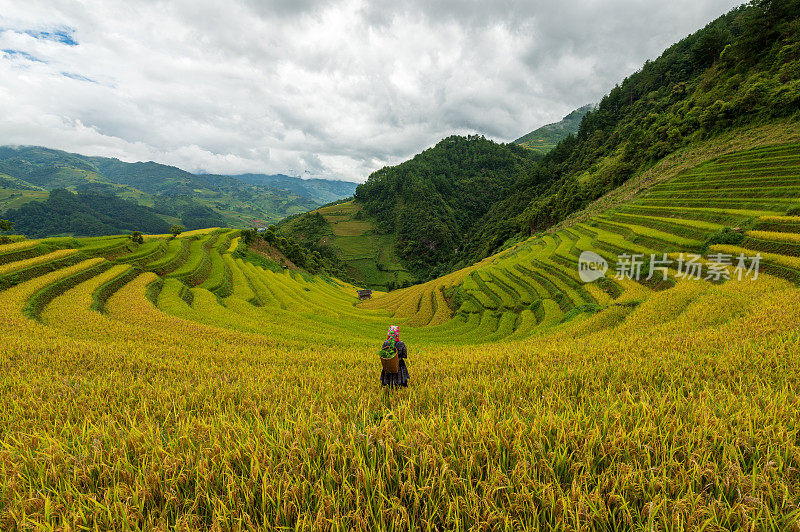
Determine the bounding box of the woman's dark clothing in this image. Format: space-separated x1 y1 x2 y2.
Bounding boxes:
380 340 409 387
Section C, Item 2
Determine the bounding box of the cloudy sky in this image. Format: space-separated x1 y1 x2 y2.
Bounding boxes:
1 0 742 182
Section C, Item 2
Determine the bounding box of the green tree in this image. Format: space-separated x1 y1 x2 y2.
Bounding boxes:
691 25 730 66
170 225 184 237
735 0 800 57
129 231 144 244
242 229 256 245
0 219 13 233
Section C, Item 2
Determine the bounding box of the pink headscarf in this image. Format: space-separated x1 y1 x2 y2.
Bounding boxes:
387 325 399 342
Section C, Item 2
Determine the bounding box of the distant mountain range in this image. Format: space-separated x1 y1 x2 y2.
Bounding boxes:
514 104 594 154
0 146 357 237
230 173 358 205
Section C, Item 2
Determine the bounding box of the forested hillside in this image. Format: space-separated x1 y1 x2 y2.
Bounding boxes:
462 0 800 268
0 147 355 237
4 189 171 237
277 201 416 290
353 135 538 279
348 0 800 280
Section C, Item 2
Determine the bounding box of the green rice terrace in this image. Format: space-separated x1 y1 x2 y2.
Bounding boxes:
6 139 799 342
361 139 800 338
279 200 416 290
2 139 800 528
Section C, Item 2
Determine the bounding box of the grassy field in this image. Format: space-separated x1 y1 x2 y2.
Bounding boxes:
1 141 800 529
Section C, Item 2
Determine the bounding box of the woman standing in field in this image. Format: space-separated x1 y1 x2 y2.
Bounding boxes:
381 325 410 387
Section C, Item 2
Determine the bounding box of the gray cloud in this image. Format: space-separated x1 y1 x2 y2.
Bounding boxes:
0 0 743 182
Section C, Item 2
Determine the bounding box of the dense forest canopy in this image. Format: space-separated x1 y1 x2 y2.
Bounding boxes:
5 189 170 238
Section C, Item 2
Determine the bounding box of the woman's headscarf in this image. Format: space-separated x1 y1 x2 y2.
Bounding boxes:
387 325 400 343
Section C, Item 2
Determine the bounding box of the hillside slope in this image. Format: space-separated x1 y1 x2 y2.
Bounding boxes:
463 0 800 267
229 173 357 205
513 104 594 154
347 2 800 280
278 200 415 289
364 134 800 336
4 189 172 238
353 135 538 280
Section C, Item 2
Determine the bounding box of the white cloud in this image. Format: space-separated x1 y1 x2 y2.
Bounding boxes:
0 0 743 182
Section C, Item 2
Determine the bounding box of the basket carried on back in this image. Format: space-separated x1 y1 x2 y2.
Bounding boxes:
380 353 399 373
378 342 400 373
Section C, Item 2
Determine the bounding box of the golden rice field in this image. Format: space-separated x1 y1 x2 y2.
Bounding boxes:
2 141 800 530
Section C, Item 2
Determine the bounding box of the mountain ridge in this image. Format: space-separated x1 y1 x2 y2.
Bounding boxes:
353 134 538 280
224 172 358 205
0 145 357 237
513 104 595 154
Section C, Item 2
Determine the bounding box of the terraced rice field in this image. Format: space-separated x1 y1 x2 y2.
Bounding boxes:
1 142 800 529
290 201 415 289
362 142 800 339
